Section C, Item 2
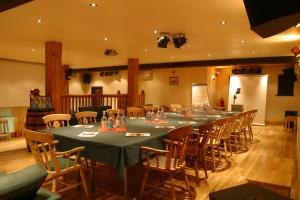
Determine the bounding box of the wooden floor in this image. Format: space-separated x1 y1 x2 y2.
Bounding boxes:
0 125 297 200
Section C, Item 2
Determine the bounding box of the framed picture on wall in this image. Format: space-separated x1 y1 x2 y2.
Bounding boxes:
169 76 178 85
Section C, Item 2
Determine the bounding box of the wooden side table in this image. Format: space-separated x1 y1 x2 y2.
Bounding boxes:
284 116 297 133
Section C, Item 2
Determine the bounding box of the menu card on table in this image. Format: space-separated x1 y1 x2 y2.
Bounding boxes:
78 131 99 137
73 125 94 128
125 132 150 137
178 121 197 124
154 125 175 129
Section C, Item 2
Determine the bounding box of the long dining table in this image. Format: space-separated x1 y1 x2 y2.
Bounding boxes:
41 110 236 198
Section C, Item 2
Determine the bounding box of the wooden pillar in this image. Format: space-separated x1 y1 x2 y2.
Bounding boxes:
45 41 67 113
127 58 139 107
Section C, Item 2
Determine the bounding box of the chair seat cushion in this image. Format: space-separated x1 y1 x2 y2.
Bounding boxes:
0 164 47 200
35 187 62 200
48 157 77 171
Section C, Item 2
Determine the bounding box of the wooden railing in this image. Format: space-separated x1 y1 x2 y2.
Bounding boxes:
61 91 145 114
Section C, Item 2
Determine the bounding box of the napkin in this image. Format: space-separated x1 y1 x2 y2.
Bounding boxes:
178 121 197 124
78 131 99 137
155 125 175 129
125 132 150 136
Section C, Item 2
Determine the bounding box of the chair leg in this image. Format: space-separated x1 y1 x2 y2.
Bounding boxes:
211 147 216 172
170 176 176 200
223 142 228 160
52 178 57 193
182 169 191 196
202 156 208 179
140 168 149 199
194 159 200 186
80 168 90 200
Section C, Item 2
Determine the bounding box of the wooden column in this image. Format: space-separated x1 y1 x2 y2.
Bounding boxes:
45 41 67 113
127 58 139 107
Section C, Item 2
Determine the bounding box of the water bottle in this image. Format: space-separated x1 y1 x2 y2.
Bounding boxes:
121 111 127 128
156 109 161 120
107 111 115 128
115 110 122 128
160 107 166 121
146 111 151 121
101 111 108 128
150 110 155 121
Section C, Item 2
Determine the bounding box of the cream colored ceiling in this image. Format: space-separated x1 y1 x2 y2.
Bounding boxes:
0 0 300 69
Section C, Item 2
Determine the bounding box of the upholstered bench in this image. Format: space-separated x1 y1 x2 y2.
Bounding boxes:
0 164 61 200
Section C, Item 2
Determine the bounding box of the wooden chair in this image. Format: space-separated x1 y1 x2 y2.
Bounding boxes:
43 114 71 129
285 116 298 132
206 118 228 171
231 112 248 152
127 107 143 117
185 122 214 185
140 125 192 200
24 129 89 199
106 109 124 118
75 111 97 125
246 109 257 140
169 104 182 112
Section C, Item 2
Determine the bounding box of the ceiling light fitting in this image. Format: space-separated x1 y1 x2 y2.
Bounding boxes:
157 32 187 49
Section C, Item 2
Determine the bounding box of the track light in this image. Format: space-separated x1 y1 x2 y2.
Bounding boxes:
157 34 170 48
173 34 187 48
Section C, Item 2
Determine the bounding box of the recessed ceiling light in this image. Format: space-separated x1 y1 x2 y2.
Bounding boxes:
144 49 148 52
252 51 255 54
170 56 174 59
89 3 97 7
154 30 158 34
104 37 108 41
36 19 42 23
32 48 35 52
241 40 245 43
208 53 211 57
187 45 191 48
221 21 226 25
296 23 300 28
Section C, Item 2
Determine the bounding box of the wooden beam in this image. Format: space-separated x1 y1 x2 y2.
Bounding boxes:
45 41 65 113
127 59 139 107
72 56 297 72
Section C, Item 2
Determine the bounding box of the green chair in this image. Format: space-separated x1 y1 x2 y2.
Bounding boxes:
0 164 61 200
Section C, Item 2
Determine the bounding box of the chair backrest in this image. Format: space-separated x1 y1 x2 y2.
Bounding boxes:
24 129 81 173
106 109 125 118
165 125 192 169
75 111 97 124
127 107 143 117
24 129 61 172
210 118 228 144
186 122 214 157
169 104 182 112
43 114 71 129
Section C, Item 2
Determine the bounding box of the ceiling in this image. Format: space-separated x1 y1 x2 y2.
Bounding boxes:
0 0 300 69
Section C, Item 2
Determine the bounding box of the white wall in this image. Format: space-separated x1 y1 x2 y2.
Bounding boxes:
0 59 45 107
228 75 268 125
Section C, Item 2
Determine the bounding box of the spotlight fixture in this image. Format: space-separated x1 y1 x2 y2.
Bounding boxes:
157 34 170 48
173 34 187 48
291 46 300 57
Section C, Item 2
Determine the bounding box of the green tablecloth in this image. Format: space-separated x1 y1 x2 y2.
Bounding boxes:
41 111 235 177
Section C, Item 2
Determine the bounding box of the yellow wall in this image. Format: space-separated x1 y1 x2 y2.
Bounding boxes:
264 65 300 122
139 67 208 106
69 71 128 94
0 59 45 107
215 65 300 122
